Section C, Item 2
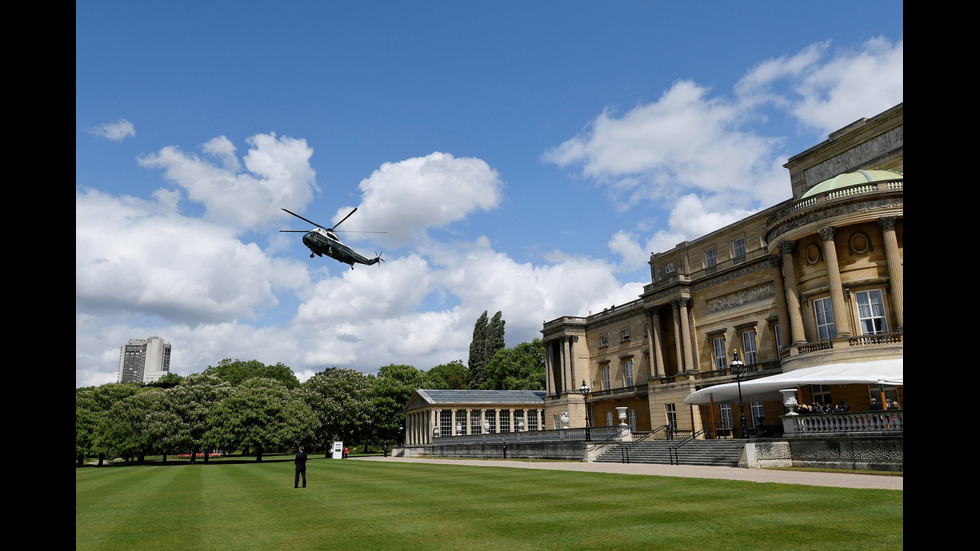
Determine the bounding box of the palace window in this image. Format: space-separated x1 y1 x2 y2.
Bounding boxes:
704 247 717 268
599 335 608 348
741 330 758 365
439 410 452 436
470 412 482 434
665 403 677 429
814 297 836 340
720 404 733 429
812 384 831 405
484 410 496 433
624 360 634 387
621 327 631 342
602 364 611 390
628 409 637 432
751 402 765 426
499 410 510 433
712 337 727 370
855 289 888 334
731 236 747 263
456 410 468 435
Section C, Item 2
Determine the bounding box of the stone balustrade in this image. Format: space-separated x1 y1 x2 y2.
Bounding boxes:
434 425 625 445
784 410 903 435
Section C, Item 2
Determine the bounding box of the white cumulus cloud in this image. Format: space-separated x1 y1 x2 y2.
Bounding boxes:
89 119 136 141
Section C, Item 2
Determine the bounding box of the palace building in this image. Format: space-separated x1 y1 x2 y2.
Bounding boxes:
404 389 547 446
542 103 903 439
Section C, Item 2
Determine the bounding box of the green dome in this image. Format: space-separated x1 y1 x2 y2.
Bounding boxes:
802 169 903 198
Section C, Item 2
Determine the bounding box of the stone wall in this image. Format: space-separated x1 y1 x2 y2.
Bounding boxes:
404 440 591 461
744 436 903 472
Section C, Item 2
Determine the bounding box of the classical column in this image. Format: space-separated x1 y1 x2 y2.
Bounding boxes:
818 226 850 336
431 410 438 442
672 298 695 372
778 240 807 345
685 299 699 372
769 255 792 352
878 217 903 332
645 307 666 378
544 341 555 395
406 412 413 445
562 337 572 395
670 300 683 375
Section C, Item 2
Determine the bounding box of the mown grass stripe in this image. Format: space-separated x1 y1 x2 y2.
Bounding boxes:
77 459 902 550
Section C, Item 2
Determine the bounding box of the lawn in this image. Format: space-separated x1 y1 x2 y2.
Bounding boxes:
76 458 902 550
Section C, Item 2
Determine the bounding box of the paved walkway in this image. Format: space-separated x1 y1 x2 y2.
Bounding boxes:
355 456 903 490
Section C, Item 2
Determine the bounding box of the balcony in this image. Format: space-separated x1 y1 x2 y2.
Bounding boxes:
784 332 903 371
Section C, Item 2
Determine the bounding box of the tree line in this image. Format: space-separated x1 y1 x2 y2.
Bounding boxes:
76 311 546 465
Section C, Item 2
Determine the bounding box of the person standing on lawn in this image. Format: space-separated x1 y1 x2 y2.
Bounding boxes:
294 446 308 488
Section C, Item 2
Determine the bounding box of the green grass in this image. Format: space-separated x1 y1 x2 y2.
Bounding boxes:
76 458 902 550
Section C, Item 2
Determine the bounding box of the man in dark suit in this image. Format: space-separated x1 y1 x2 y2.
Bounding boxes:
294 446 308 488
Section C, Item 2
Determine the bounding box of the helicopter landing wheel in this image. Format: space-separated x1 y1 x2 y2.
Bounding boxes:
310 253 315 258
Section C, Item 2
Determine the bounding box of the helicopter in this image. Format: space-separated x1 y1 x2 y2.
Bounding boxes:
280 208 384 269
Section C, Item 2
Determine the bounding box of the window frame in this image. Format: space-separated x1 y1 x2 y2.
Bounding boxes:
712 336 727 370
855 288 889 335
741 330 758 365
731 236 747 263
813 296 836 340
703 247 717 269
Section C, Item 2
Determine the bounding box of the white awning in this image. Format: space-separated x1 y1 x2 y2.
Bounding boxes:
683 358 903 405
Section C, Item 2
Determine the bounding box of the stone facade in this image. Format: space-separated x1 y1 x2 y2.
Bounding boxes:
543 103 903 440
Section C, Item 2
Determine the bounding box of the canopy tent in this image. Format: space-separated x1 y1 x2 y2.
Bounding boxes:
683 358 903 405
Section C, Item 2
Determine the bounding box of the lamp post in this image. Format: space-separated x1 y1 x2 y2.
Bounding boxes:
730 351 749 438
579 380 591 442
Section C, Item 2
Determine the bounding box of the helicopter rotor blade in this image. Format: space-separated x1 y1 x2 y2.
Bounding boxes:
281 208 329 230
330 207 358 231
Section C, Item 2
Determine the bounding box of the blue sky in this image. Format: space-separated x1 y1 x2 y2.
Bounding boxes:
76 1 903 386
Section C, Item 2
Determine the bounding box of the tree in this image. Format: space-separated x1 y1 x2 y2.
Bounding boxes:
425 360 467 389
203 359 301 389
76 383 141 466
206 378 318 461
94 387 169 464
467 311 505 388
371 364 426 446
302 368 374 455
482 339 546 390
146 372 184 389
165 374 231 462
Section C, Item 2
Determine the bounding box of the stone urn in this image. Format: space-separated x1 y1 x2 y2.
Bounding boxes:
780 389 800 415
560 411 570 429
616 406 628 426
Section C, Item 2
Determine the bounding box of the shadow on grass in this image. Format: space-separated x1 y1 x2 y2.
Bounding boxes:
78 454 338 467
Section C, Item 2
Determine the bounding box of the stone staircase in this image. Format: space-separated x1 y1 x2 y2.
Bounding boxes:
594 438 745 467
